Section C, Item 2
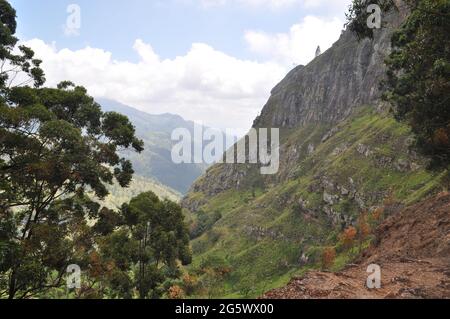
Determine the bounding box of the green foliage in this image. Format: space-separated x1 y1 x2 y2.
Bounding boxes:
97 192 192 299
345 0 394 40
196 254 232 298
100 175 181 210
0 0 44 90
383 0 450 168
190 210 222 239
0 0 144 298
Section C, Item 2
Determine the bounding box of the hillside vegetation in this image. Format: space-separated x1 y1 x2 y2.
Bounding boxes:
264 192 450 299
183 106 445 298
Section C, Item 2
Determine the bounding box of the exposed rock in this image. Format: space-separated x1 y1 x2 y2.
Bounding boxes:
340 186 349 196
244 226 285 241
297 198 309 210
299 253 309 266
375 155 393 168
357 143 373 157
307 144 315 155
323 192 338 205
253 5 406 130
321 127 340 143
394 159 411 172
355 193 366 209
332 144 349 156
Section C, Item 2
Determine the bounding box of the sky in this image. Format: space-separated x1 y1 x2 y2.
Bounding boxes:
10 0 351 130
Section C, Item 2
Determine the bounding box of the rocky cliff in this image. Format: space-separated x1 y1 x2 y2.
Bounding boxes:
183 2 409 205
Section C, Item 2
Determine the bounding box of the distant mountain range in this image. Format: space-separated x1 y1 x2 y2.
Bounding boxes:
98 98 215 195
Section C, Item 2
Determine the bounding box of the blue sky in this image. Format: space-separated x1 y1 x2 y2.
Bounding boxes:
10 0 351 129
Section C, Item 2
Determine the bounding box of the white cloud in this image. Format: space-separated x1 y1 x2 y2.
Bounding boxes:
199 0 350 10
23 8 348 130
200 0 300 8
24 38 286 130
244 15 343 66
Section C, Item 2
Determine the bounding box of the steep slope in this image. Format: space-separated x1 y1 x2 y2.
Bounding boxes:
98 99 206 194
102 175 181 208
263 192 450 299
182 2 447 298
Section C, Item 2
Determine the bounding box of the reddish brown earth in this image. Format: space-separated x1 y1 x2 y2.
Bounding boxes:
263 192 450 299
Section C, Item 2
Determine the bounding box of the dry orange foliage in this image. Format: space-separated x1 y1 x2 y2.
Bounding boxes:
321 247 336 270
168 285 185 299
340 226 357 249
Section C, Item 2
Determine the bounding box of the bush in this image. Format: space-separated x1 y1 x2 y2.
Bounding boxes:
190 210 222 239
168 285 185 299
340 226 357 250
321 247 336 270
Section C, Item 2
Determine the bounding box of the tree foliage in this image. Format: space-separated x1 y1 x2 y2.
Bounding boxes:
97 192 192 299
340 226 357 249
0 0 44 90
345 0 393 40
0 0 145 299
383 0 450 168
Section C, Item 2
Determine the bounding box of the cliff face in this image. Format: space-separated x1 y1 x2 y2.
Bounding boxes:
254 25 389 129
253 0 410 130
183 4 405 208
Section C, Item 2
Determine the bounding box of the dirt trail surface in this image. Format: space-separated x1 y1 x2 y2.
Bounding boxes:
263 193 450 299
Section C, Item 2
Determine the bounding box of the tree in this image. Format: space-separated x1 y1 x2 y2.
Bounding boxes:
0 0 45 91
383 0 450 168
99 192 192 299
345 0 393 40
198 254 231 298
315 46 321 57
0 0 144 298
168 285 185 299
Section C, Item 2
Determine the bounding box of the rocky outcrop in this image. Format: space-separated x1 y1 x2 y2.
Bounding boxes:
253 4 406 129
183 4 408 207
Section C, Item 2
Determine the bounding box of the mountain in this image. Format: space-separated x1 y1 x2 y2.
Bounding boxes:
101 175 182 209
97 99 207 194
181 2 448 298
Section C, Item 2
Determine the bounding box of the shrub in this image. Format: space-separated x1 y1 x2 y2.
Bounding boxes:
168 285 185 299
340 226 357 249
321 247 336 270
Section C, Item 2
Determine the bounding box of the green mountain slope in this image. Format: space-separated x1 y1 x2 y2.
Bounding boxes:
183 106 445 297
102 175 182 209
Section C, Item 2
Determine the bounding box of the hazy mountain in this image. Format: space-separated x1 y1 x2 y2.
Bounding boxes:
97 99 230 194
